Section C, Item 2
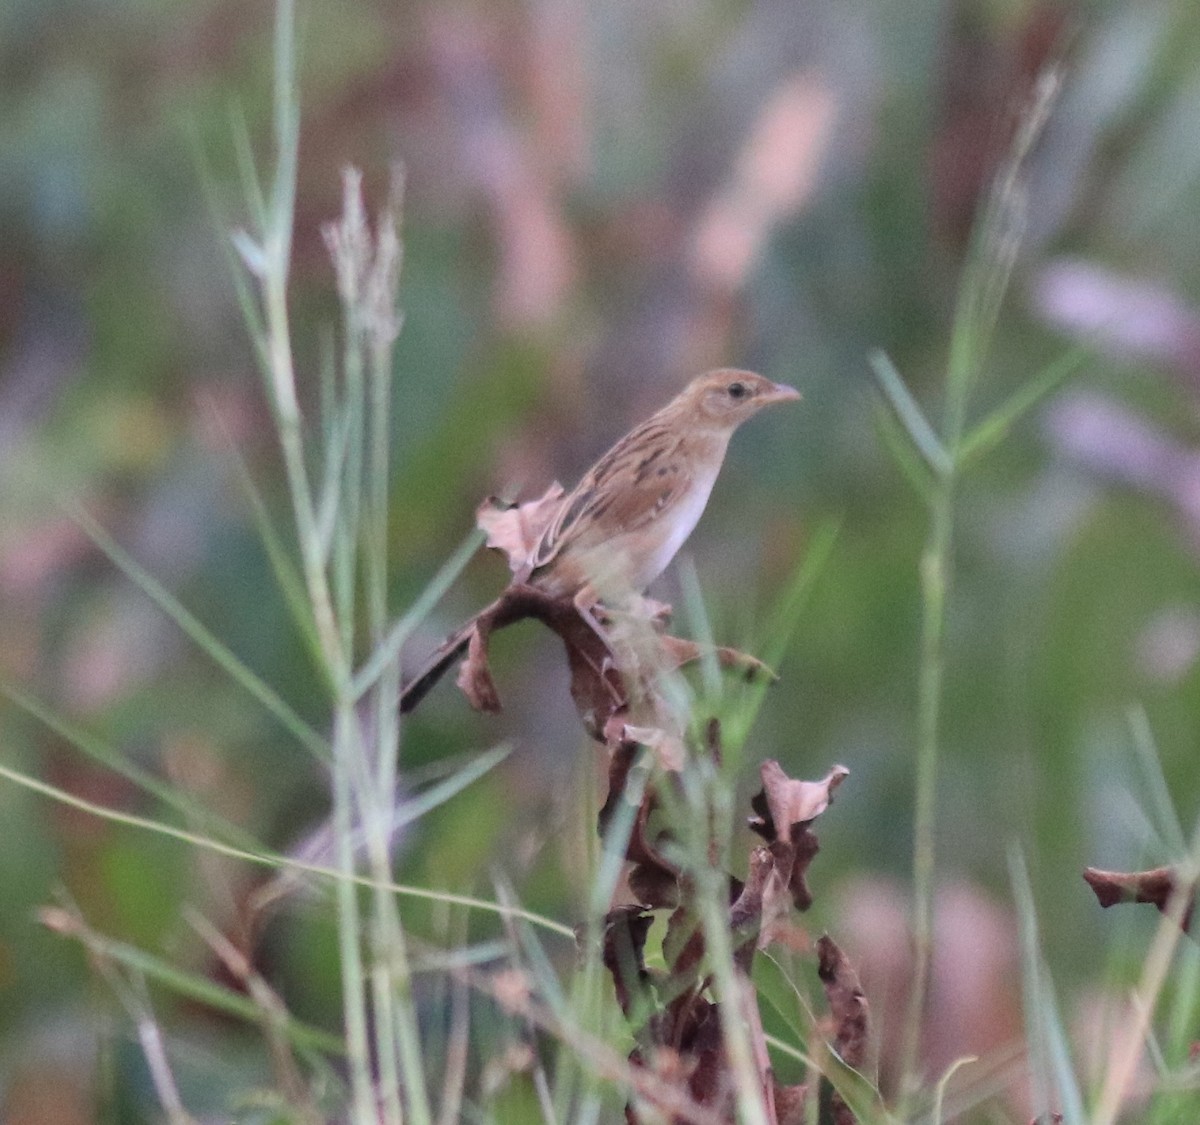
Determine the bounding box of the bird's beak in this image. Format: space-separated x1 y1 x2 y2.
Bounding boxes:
764 382 802 404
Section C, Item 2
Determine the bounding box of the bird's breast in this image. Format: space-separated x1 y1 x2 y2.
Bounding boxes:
628 457 722 590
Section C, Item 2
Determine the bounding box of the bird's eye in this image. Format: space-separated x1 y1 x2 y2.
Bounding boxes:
727 381 748 400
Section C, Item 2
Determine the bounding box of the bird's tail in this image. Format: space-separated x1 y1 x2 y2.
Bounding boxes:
399 619 476 714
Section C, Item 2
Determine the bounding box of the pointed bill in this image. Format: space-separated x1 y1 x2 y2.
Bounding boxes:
764 381 802 404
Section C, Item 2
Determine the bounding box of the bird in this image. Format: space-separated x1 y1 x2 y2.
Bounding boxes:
400 368 801 712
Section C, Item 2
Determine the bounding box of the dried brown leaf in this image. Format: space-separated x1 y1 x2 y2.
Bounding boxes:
750 760 849 840
455 623 501 713
1083 865 1196 937
816 934 869 1070
657 634 778 683
622 724 687 772
475 484 566 573
603 906 654 1017
817 934 870 1125
772 1080 809 1125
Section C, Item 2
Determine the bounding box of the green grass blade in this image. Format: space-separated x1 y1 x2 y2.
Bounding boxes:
1127 705 1189 859
869 349 953 478
720 517 839 750
758 516 840 671
352 528 485 700
930 1055 979 1124
0 756 576 939
1009 845 1087 1124
43 906 344 1056
822 1048 893 1124
956 345 1088 469
394 744 511 828
1 682 261 852
68 503 329 760
945 68 1061 442
228 102 268 234
874 399 938 504
229 450 327 676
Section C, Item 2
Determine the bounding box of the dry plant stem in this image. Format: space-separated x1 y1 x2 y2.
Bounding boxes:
1091 875 1195 1124
186 908 322 1123
47 902 195 1125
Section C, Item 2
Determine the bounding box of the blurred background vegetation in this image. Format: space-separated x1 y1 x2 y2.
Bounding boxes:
3 0 1200 1119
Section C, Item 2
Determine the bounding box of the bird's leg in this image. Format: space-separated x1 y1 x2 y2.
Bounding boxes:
571 586 628 706
571 584 610 644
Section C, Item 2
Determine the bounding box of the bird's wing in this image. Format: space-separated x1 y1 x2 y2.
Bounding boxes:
529 420 690 570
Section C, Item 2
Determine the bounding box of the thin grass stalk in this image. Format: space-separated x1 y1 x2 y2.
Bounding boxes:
324 164 431 1123
50 898 198 1124
255 4 379 1116
678 753 770 1125
331 710 378 1122
66 506 328 760
259 1 346 690
898 474 952 1098
366 174 404 641
1091 824 1200 1124
437 952 472 1125
897 70 1059 1102
327 174 403 1125
1 752 570 937
368 191 433 1125
699 887 771 1125
330 181 366 658
553 754 647 1121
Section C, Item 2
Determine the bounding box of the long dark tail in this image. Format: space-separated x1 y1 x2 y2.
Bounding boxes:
399 619 475 714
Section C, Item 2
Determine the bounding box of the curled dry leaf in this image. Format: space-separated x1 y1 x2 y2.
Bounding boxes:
407 579 766 737
1083 865 1196 938
748 760 848 913
602 905 654 1017
626 794 682 910
456 623 502 713
751 760 849 836
657 633 779 684
475 484 566 573
817 934 870 1125
426 583 625 727
816 935 869 1070
622 724 687 772
603 730 857 1125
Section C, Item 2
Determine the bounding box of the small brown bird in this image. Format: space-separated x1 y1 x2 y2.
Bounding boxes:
401 368 800 711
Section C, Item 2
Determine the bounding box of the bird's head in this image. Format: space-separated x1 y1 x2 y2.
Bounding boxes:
676 368 802 430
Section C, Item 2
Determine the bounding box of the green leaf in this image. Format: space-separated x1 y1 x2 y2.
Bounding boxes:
67 504 329 761
44 907 345 1057
352 528 484 700
956 345 1088 469
1010 845 1087 1124
1 681 260 853
869 349 952 479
